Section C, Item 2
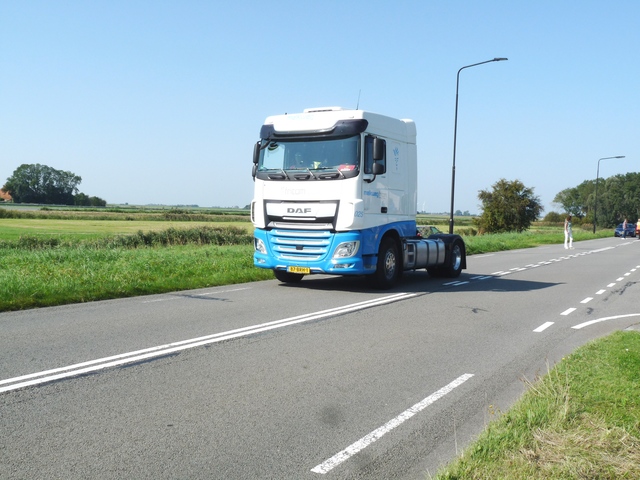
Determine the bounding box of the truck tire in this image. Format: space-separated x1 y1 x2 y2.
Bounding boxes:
371 237 400 289
442 240 463 278
274 270 304 283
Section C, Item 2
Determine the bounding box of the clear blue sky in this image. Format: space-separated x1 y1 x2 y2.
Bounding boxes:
1 1 637 214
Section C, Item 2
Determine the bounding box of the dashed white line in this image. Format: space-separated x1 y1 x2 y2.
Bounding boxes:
561 308 576 316
580 297 593 304
607 283 616 288
310 374 474 474
534 322 554 332
595 289 606 295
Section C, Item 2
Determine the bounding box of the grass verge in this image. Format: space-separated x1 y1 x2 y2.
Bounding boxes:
0 226 273 311
434 330 640 479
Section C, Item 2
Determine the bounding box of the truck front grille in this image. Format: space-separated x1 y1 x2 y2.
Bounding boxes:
269 229 332 261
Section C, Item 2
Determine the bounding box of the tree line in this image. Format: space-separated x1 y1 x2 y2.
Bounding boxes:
553 172 640 227
1 164 107 206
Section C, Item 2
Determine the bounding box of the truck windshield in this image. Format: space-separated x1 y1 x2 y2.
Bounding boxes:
257 135 360 180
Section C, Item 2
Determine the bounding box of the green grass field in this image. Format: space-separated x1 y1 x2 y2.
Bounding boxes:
0 218 252 241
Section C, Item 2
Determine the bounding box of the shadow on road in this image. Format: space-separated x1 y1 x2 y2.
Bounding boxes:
274 271 560 295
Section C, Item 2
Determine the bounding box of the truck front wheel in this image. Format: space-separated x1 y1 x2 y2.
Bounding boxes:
274 270 304 283
371 237 400 289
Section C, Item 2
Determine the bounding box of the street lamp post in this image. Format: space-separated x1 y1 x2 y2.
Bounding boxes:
449 58 508 234
593 155 625 234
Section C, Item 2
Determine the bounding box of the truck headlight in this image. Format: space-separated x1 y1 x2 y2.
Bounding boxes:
254 237 267 254
333 241 359 258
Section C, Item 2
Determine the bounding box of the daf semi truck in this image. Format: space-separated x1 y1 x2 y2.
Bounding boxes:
250 107 466 289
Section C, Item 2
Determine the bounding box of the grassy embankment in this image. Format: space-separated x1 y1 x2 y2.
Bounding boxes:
0 206 271 311
434 330 640 479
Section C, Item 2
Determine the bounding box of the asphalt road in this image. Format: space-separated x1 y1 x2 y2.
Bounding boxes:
1 236 639 479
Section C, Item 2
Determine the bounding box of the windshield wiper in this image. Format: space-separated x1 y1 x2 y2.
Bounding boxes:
312 166 345 179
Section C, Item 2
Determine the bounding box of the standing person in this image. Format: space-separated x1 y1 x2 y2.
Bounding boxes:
564 215 573 249
623 218 628 239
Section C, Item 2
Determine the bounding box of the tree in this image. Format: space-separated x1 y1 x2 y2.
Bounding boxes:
75 193 107 207
552 173 640 228
475 179 543 233
3 164 82 205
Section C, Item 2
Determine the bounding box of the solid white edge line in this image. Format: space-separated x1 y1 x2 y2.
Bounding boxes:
310 374 474 475
533 322 554 332
1 293 416 393
573 313 640 330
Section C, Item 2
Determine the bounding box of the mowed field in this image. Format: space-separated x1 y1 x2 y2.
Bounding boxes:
0 218 253 241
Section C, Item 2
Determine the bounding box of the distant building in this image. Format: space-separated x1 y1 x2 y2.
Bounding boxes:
0 188 12 201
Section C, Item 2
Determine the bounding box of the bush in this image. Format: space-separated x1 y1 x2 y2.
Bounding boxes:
543 211 564 223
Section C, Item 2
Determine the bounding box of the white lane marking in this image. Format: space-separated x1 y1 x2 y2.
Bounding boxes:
310 374 474 475
561 308 576 316
596 289 606 295
617 277 624 281
0 293 415 394
607 283 616 288
573 313 640 330
581 297 593 304
624 273 631 276
534 322 554 332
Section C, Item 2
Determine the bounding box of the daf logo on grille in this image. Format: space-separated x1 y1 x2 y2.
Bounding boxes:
287 208 312 214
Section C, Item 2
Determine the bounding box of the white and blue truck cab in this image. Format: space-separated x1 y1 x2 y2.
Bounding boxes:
251 107 466 288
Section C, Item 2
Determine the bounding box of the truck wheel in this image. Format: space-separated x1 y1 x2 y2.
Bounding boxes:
443 240 463 278
274 270 304 283
371 237 400 289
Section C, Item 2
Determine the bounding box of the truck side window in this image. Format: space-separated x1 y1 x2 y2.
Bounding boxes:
364 135 386 174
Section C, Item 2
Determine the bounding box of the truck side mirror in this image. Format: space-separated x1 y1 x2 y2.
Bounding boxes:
373 138 384 161
372 162 385 175
253 142 260 164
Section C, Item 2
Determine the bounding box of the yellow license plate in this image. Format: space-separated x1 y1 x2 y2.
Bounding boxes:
288 266 310 274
